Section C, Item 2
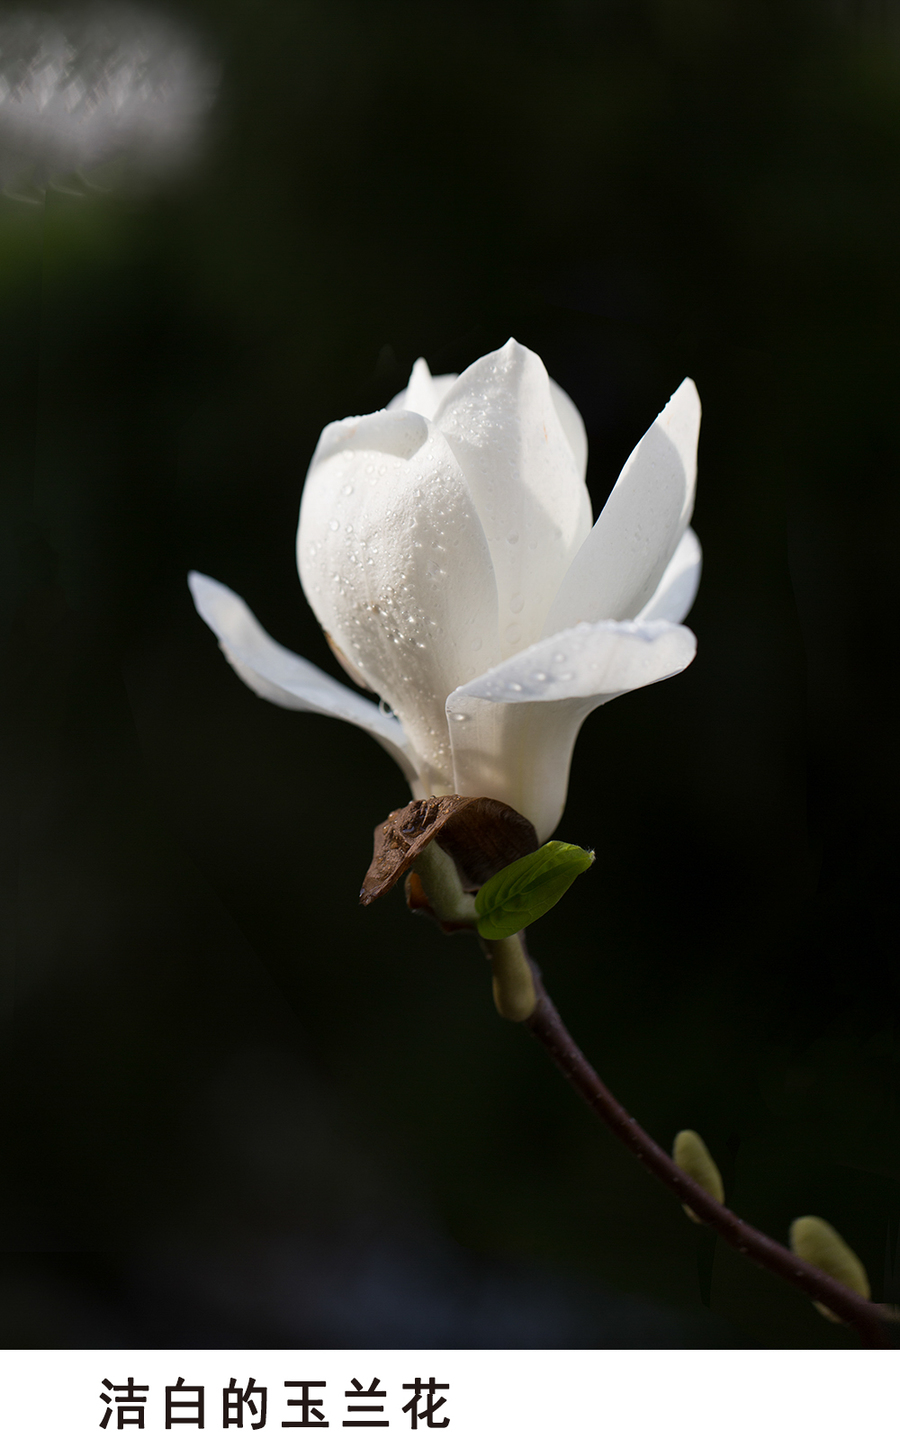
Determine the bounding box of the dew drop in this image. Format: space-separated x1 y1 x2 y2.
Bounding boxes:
343 484 354 496
450 711 468 722
505 623 522 644
558 671 574 681
553 651 566 663
329 519 340 531
508 681 523 692
532 670 548 682
507 530 519 545
510 592 524 614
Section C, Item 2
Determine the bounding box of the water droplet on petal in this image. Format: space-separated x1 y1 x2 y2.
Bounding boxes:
329 519 340 531
553 651 566 663
508 681 523 692
507 530 519 545
532 670 547 682
343 484 354 496
450 711 468 722
510 593 524 614
506 623 522 644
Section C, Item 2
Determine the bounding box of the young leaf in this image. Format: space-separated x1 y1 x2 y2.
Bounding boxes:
475 840 594 940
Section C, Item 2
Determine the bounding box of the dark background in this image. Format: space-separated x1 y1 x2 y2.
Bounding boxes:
2 0 898 1349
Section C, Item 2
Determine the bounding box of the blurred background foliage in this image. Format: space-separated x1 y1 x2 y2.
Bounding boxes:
2 0 899 1348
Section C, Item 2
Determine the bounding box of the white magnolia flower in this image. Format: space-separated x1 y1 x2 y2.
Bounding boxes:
190 340 701 843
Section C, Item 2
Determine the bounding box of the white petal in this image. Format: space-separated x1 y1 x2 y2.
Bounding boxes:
391 357 588 472
297 410 499 797
446 618 697 841
541 378 701 636
188 572 421 789
388 358 458 419
548 378 588 478
636 526 702 625
434 339 593 654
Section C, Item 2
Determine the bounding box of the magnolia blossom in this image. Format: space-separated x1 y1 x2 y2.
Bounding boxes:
190 340 701 842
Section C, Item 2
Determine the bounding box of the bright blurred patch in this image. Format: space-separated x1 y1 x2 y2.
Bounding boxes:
0 5 217 198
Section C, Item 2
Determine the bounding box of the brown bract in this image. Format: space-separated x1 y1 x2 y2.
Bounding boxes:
360 795 538 906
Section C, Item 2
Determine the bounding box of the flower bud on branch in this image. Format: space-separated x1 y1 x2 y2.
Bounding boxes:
673 1130 726 1224
790 1216 871 1323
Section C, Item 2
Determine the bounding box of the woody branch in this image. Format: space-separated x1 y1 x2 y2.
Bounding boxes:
520 954 892 1350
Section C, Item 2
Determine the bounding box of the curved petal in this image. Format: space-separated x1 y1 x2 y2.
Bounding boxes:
434 339 593 654
446 618 697 841
391 357 588 474
541 378 701 636
388 357 458 419
636 526 702 625
188 572 421 790
297 410 499 796
548 378 588 479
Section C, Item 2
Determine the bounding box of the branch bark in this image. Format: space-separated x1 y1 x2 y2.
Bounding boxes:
524 959 893 1349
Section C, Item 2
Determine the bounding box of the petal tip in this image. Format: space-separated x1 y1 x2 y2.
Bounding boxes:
669 376 701 421
312 408 429 467
188 569 230 624
188 568 212 598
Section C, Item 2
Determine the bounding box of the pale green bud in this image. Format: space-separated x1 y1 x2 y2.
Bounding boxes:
789 1215 870 1322
673 1129 725 1224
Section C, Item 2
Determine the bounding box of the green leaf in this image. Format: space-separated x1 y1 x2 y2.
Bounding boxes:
475 841 595 940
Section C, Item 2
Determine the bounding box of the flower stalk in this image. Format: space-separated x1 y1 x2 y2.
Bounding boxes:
373 802 890 1344
411 841 478 928
520 955 893 1348
486 933 537 1022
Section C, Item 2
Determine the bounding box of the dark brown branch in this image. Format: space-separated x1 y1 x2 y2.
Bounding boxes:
525 963 892 1349
373 796 892 1346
